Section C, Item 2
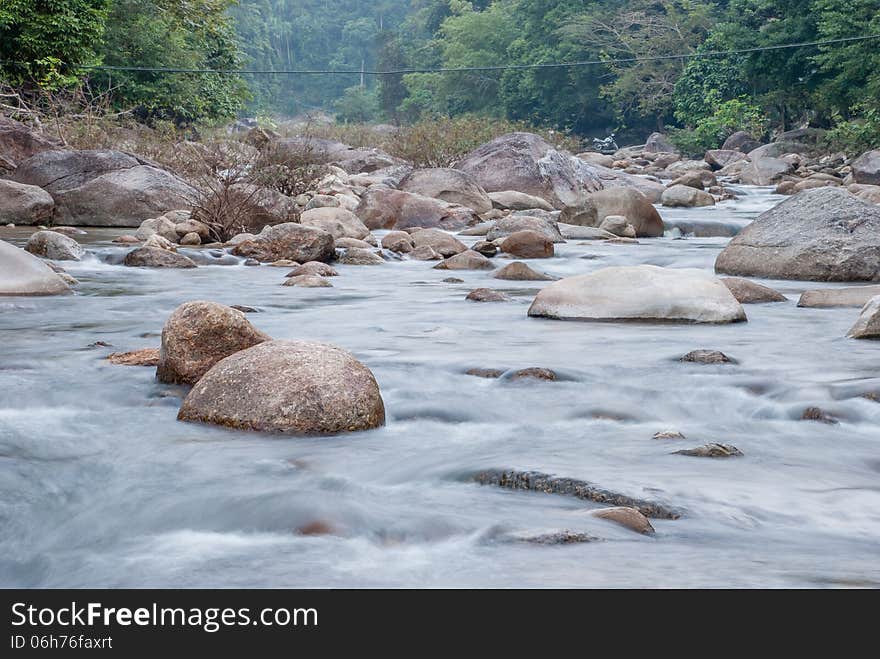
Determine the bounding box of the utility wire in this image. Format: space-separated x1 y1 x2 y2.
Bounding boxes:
1 34 879 76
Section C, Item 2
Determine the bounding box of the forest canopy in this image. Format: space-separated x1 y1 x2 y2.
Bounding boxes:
1 0 878 149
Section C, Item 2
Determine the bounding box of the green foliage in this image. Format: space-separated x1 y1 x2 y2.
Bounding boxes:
333 86 380 124
824 103 880 156
670 93 768 156
0 0 110 89
93 0 248 123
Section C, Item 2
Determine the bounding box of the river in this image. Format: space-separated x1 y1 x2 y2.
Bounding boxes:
2 184 879 587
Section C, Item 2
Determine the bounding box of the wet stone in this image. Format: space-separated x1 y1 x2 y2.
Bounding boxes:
680 350 735 364
674 443 743 458
801 407 839 424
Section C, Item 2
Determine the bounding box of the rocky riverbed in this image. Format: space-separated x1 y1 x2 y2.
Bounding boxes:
1 182 879 587
2 116 880 587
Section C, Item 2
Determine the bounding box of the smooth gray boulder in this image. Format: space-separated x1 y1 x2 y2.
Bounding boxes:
25 230 84 261
0 180 54 225
560 188 664 237
715 188 880 281
528 265 746 323
299 206 370 240
399 168 492 214
11 149 195 227
0 239 71 295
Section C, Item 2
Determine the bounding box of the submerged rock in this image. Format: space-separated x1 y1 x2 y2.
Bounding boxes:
590 507 655 535
472 469 681 519
177 340 386 435
508 367 558 381
528 265 747 324
0 240 72 295
157 301 271 385
466 288 510 302
680 350 735 364
465 367 505 378
653 430 686 440
801 407 839 424
106 348 160 366
513 531 598 545
674 443 743 458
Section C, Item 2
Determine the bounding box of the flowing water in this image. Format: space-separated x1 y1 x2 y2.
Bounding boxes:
2 185 879 588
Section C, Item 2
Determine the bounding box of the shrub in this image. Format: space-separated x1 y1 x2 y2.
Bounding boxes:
823 104 880 156
670 93 768 157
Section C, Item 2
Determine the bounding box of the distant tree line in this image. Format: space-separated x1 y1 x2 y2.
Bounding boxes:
1 1 878 151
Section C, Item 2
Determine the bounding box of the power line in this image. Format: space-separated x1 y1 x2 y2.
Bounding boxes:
1 33 879 76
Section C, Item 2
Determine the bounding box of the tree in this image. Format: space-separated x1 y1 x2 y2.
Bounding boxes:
0 0 110 89
94 0 249 123
561 0 715 129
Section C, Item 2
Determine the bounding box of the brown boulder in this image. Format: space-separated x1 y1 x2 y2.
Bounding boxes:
157 301 271 385
177 340 386 434
231 223 335 263
500 230 554 259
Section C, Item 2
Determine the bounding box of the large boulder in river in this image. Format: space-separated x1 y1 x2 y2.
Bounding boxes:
0 239 71 295
455 132 604 208
25 230 84 261
11 149 196 227
738 156 792 186
852 150 880 186
177 340 386 434
399 168 492 214
355 186 475 231
559 188 664 237
0 180 54 224
231 222 335 263
299 207 370 240
0 117 61 168
157 301 271 385
715 188 880 281
528 265 746 323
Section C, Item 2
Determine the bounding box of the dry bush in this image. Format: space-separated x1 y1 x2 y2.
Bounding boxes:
296 115 582 168
248 140 328 198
